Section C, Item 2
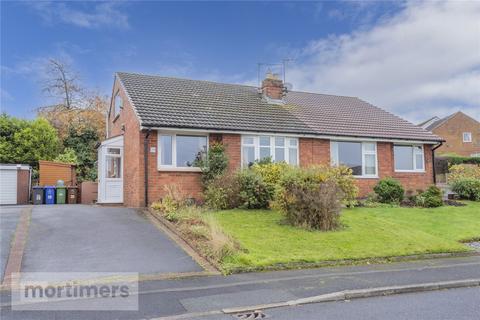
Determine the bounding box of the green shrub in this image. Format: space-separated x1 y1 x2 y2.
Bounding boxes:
251 161 290 199
204 173 241 210
415 186 443 208
373 178 404 204
440 155 480 166
276 178 342 231
150 185 185 221
196 142 228 186
451 178 480 201
324 166 359 207
448 164 480 184
236 169 271 209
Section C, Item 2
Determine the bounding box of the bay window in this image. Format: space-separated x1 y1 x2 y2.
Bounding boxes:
394 145 424 172
242 135 298 166
331 141 377 177
158 132 207 170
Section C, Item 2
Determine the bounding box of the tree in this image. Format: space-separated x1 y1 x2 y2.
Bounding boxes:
54 147 78 165
42 59 82 109
0 114 59 166
63 126 99 181
37 94 107 142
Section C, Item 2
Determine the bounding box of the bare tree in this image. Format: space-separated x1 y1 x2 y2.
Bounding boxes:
42 59 83 109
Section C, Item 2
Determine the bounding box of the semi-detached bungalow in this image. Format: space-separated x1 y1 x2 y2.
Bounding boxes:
98 72 443 207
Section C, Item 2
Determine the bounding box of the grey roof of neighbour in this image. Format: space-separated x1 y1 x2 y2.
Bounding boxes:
117 72 443 142
420 112 472 132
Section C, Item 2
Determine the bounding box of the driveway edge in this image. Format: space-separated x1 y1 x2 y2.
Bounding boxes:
142 209 220 274
1 206 32 288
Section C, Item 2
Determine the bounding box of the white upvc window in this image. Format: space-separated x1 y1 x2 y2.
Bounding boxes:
463 132 472 143
394 144 424 172
114 93 123 118
331 141 378 178
157 132 208 171
241 135 298 167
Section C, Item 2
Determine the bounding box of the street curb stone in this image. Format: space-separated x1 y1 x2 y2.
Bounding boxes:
222 278 480 314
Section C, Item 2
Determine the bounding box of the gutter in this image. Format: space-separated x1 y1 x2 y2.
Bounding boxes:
144 129 152 207
141 125 443 145
431 142 444 184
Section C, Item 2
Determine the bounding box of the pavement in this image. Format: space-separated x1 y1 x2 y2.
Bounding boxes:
1 254 479 319
196 286 480 320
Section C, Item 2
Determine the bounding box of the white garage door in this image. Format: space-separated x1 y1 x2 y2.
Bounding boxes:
0 169 17 205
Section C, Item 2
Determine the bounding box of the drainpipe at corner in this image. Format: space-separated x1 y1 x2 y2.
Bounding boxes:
144 129 152 207
431 141 444 184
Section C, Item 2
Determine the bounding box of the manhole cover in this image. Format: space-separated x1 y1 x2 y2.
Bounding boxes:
234 310 268 319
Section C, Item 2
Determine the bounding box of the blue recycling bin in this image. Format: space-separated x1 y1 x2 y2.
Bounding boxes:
44 186 56 205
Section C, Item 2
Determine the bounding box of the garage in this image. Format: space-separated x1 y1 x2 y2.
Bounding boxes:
0 164 31 205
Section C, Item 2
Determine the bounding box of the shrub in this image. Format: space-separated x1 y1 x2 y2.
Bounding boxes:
196 142 228 186
150 185 186 221
277 178 342 231
451 178 480 201
373 178 404 204
204 173 241 210
236 169 271 209
448 164 480 184
414 186 443 208
251 161 290 199
324 166 359 207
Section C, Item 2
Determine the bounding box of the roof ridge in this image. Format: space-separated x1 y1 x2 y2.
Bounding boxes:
116 71 362 99
116 71 258 89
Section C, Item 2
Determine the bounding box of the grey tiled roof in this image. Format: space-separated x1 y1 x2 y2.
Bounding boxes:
117 72 443 142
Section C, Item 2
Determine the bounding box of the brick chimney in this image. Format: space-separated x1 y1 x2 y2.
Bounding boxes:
261 71 284 100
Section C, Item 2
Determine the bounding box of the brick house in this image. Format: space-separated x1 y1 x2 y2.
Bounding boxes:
419 111 480 157
98 72 443 207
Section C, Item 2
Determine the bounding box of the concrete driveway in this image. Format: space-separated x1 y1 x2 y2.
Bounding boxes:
20 205 203 276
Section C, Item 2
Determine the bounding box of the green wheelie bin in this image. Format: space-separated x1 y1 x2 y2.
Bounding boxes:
56 186 67 204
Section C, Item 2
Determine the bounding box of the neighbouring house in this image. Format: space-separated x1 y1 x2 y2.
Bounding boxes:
98 72 443 207
419 111 480 157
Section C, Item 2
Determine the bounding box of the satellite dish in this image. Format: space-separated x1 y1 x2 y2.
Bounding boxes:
284 82 293 91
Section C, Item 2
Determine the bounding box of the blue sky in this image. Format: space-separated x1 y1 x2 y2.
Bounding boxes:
1 1 479 122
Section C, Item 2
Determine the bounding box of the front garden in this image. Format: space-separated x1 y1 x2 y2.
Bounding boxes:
151 143 480 273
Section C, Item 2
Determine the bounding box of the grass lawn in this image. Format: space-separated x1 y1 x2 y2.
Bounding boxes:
213 202 480 272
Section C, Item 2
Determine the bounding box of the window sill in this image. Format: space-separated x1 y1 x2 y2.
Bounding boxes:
354 175 379 179
158 167 202 172
394 170 426 173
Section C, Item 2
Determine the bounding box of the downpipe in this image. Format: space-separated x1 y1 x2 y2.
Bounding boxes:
144 129 152 207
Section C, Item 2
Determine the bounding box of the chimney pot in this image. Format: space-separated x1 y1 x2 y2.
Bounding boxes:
261 72 284 100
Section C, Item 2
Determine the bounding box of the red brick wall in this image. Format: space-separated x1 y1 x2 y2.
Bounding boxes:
431 112 480 157
299 138 330 167
299 139 434 197
108 78 144 207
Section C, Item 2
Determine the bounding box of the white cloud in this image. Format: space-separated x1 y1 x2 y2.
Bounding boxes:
27 1 129 29
285 1 480 123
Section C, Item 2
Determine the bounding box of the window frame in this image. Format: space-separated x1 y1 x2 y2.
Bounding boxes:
241 135 299 167
463 132 472 143
113 92 123 119
330 141 378 178
157 131 209 171
393 144 425 173
104 147 123 180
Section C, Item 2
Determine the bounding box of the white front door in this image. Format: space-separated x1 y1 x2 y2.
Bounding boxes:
100 146 123 203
